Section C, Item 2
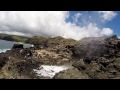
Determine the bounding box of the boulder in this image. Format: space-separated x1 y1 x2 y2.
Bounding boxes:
12 44 23 49
53 68 90 79
72 59 86 70
97 57 114 67
88 61 101 72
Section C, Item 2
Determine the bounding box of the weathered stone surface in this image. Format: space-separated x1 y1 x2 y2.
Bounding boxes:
53 68 90 79
72 59 86 70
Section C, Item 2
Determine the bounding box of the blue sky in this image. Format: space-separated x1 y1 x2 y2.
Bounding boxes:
105 11 120 36
0 11 119 40
67 11 120 37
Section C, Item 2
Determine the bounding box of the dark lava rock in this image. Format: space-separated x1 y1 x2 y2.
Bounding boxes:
88 61 101 72
53 68 90 79
1 35 120 79
12 44 23 49
72 59 86 70
72 35 120 60
113 58 120 71
2 59 41 79
0 54 10 70
97 57 114 67
95 72 109 79
71 37 106 60
84 61 101 79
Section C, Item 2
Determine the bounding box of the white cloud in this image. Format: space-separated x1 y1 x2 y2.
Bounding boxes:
0 11 114 40
98 11 117 21
72 13 82 23
101 28 113 36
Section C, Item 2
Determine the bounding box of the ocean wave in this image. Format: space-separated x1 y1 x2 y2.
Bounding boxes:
33 65 72 78
0 49 11 53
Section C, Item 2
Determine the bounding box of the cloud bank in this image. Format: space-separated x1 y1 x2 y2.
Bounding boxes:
98 11 117 22
0 11 117 40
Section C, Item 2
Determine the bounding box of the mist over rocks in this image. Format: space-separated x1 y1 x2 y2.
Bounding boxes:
53 35 120 79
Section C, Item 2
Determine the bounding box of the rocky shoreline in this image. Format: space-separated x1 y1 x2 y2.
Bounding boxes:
0 35 120 79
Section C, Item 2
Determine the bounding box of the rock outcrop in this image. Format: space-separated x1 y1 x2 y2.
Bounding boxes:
54 35 120 79
53 68 90 79
72 59 86 70
1 35 120 79
12 44 24 49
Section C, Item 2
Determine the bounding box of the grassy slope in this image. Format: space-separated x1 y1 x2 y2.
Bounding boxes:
0 33 77 44
25 36 77 46
0 33 29 43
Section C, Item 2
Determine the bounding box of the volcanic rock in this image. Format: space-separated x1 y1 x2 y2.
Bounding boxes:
72 59 86 70
53 68 90 79
12 44 23 49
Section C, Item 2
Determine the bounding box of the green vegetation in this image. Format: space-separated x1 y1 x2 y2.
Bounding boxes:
0 33 29 43
0 33 77 45
9 35 28 43
25 36 77 46
25 36 47 45
0 33 8 38
47 36 77 45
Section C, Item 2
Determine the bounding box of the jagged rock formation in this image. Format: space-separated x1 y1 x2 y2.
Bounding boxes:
71 37 106 60
53 35 120 79
0 36 77 79
1 35 120 79
53 68 90 79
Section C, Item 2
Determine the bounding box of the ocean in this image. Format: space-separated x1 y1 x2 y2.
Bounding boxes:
0 40 32 53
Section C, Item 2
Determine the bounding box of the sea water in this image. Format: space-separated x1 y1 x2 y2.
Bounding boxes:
33 65 73 78
0 40 32 53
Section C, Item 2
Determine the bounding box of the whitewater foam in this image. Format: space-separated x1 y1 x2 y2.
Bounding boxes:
33 65 72 78
0 49 11 53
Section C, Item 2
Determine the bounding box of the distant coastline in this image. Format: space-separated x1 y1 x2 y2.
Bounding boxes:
0 33 29 43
